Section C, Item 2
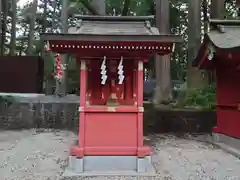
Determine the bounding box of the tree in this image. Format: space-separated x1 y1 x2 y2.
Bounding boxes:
1 0 8 55
154 0 172 105
55 0 69 96
211 0 225 18
14 0 206 97
26 0 38 55
122 0 131 15
92 0 105 15
40 0 48 53
187 0 207 89
10 0 17 55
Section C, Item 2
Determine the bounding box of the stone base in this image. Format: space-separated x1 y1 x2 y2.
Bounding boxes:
62 155 156 177
207 133 240 158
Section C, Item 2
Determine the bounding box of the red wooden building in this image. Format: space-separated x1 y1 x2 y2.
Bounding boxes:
42 16 181 176
194 19 240 139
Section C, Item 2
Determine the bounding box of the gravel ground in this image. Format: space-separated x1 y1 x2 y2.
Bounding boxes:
0 130 75 180
0 130 240 180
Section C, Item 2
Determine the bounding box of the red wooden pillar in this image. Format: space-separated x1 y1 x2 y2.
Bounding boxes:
72 59 87 158
79 59 87 157
137 60 144 150
136 59 152 157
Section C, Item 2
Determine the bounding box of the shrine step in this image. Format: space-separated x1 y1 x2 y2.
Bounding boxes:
63 155 156 177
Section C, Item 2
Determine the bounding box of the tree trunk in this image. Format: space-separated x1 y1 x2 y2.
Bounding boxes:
55 0 69 96
122 0 131 16
202 0 208 33
51 0 58 32
187 0 207 89
19 30 27 56
40 0 48 55
209 0 225 84
79 0 99 15
1 0 8 56
91 0 105 15
211 0 225 18
10 0 16 56
27 0 38 55
202 0 213 84
154 0 172 105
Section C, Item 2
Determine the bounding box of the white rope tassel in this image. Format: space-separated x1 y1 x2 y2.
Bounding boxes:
118 56 124 84
101 56 107 85
172 43 175 52
208 44 215 61
45 41 50 51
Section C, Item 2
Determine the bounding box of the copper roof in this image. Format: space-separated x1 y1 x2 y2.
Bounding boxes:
68 15 159 35
207 19 240 49
193 19 240 68
41 15 181 43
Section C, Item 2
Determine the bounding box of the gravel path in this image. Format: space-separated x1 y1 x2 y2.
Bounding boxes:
0 130 240 180
0 130 75 180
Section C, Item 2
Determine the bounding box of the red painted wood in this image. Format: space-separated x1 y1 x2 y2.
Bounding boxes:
78 60 87 157
73 57 155 156
136 60 145 156
137 60 144 105
84 112 138 155
87 59 137 106
133 61 137 102
216 58 240 106
211 52 240 138
214 108 240 138
197 47 240 138
137 112 144 148
47 36 175 158
83 106 139 112
80 60 87 105
49 40 173 58
70 146 151 156
50 40 173 49
85 113 137 145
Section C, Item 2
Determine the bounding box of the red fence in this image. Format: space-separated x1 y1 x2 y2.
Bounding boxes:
0 56 44 93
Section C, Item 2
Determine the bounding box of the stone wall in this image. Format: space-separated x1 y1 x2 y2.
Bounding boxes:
144 103 216 134
0 95 216 134
0 102 79 130
0 95 79 130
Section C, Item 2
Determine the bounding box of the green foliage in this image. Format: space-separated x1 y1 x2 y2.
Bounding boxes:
0 96 16 107
2 0 237 96
176 85 216 110
225 0 239 19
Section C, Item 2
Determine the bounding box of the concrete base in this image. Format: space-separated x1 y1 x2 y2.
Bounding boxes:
63 155 156 177
207 133 240 158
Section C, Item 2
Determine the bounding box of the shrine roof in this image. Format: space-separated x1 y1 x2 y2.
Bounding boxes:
41 15 181 43
193 19 240 69
68 15 159 35
205 19 240 49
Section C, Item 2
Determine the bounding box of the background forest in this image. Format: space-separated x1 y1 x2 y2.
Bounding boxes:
0 0 239 109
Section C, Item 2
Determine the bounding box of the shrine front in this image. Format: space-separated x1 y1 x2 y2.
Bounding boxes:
42 15 181 176
193 19 240 139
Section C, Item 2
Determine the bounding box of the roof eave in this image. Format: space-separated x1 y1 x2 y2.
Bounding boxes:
74 15 155 22
205 33 240 51
41 33 182 43
210 19 240 26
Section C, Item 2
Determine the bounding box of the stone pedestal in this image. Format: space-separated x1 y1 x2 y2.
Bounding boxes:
63 155 156 177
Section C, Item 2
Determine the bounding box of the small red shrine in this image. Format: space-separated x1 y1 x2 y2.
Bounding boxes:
42 16 181 176
194 19 240 139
